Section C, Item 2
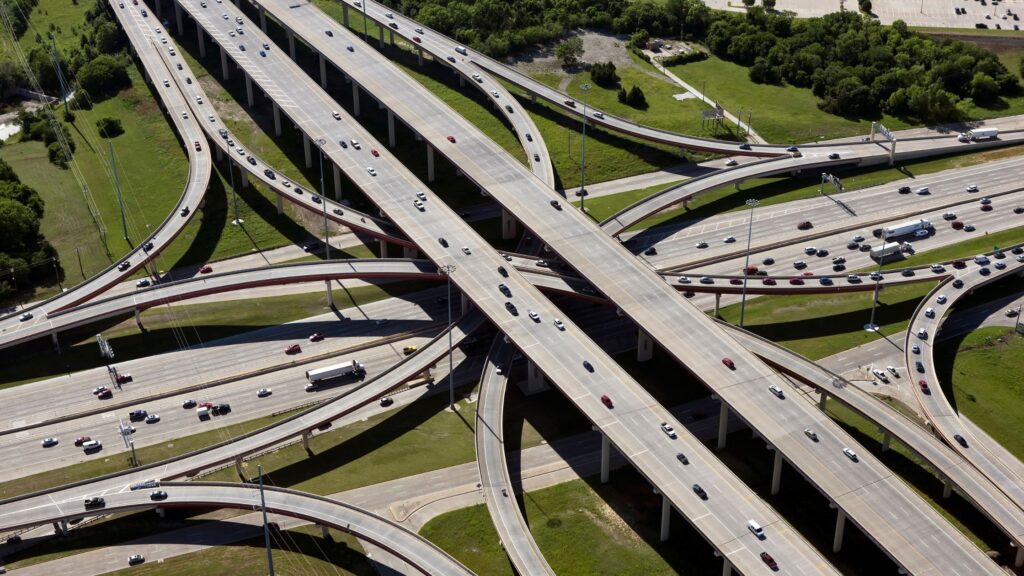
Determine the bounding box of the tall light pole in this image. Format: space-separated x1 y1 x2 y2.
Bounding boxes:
738 198 758 327
439 264 456 411
228 159 242 225
317 138 330 260
864 258 883 332
578 83 591 212
361 0 368 38
258 464 276 576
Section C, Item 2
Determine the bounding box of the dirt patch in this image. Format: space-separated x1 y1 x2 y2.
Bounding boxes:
584 499 646 549
506 30 636 79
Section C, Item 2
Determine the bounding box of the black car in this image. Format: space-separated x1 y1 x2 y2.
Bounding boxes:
264 169 275 179
954 434 968 447
129 409 148 422
379 396 393 407
847 242 859 250
325 29 333 36
644 247 657 256
339 140 348 149
582 360 594 372
498 283 511 297
676 452 689 465
505 301 518 315
828 152 840 159
212 403 231 415
739 143 752 150
872 228 884 238
898 186 911 194
953 279 964 288
550 199 562 210
498 266 508 277
762 257 775 265
816 249 829 257
438 237 448 247
247 155 257 165
692 484 708 500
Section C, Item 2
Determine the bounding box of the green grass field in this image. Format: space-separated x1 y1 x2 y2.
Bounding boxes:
0 0 91 62
940 327 1024 461
880 226 1024 270
0 281 433 387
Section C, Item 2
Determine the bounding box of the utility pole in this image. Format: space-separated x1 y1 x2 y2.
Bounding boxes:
440 264 456 411
259 464 276 576
51 257 62 291
864 259 883 332
578 83 591 212
110 141 128 245
738 199 758 327
317 138 330 260
228 160 242 225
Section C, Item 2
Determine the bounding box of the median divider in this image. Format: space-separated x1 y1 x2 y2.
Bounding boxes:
0 324 443 438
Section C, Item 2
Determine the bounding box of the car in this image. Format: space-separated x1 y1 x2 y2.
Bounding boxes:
150 490 168 501
762 278 777 286
553 319 565 331
135 278 151 288
549 199 563 211
843 448 859 461
128 555 145 566
725 159 738 166
924 307 936 319
761 257 775 265
142 241 154 252
846 241 860 250
797 220 813 230
1008 308 1020 318
723 235 736 243
211 403 231 415
936 295 947 304
915 186 930 195
402 345 417 356
198 264 213 274
951 260 966 270
954 434 968 448
74 436 92 447
803 428 818 441
898 185 911 194
413 36 421 43
414 27 424 33
803 246 817 255
699 276 714 284
721 357 735 370
872 368 889 381
816 249 829 257
975 254 991 265
389 22 398 29
980 197 992 205
366 167 376 176
145 414 160 424
1014 247 1024 255
413 199 425 211
528 310 540 322
246 155 256 166
324 29 333 36
660 422 677 438
964 224 976 232
739 143 752 150
284 344 301 355
446 55 455 62
914 228 930 238
828 152 840 159
729 278 743 285
692 484 708 499
84 496 105 508
695 241 708 249
115 373 133 384
901 269 915 277
953 279 964 288
967 184 979 192
505 301 518 315
918 379 930 394
461 246 472 255
793 260 807 269
917 328 928 340
129 409 148 422
41 437 58 447
760 552 778 570
117 260 131 271
788 278 804 285
182 399 197 409
846 274 862 284
600 394 613 408
768 384 785 398
582 360 594 372
644 246 657 256
1015 207 1024 214
943 212 958 221
982 204 993 212
97 388 113 399
886 366 899 378
532 153 541 162
257 388 272 398
995 261 1007 270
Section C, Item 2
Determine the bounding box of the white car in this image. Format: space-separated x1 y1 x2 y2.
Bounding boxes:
842 447 859 461
677 276 691 284
723 236 736 243
257 388 272 397
768 384 785 398
871 368 888 381
350 140 361 149
462 247 472 255
162 79 170 87
917 328 928 340
930 264 945 273
660 422 677 439
924 307 935 318
19 312 32 322
886 366 899 377
936 294 947 304
553 319 565 330
911 344 920 354
914 229 929 238
366 167 377 176
966 184 979 192
528 310 540 322
413 199 425 211
490 90 499 98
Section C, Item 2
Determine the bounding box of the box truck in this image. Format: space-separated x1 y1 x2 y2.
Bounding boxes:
305 360 366 390
882 219 931 240
870 242 914 260
958 128 999 142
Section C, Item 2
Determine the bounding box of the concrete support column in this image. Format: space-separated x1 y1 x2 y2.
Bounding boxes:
660 494 671 542
61 520 68 534
717 402 728 450
156 0 162 17
417 47 423 66
272 102 281 137
245 73 254 107
235 456 245 479
196 25 206 58
325 280 334 307
524 360 549 395
426 143 435 182
461 291 472 315
51 331 61 354
942 478 952 499
275 193 283 215
239 169 249 189
53 522 63 536
387 109 396 148
215 145 223 162
1015 545 1024 568
600 433 610 484
342 3 349 26
378 26 384 49
332 163 342 200
155 507 165 518
174 0 183 35
220 45 230 81
637 329 654 362
819 390 827 410
833 509 847 553
771 450 783 495
303 133 312 168
302 431 311 453
403 246 418 258
352 82 360 116
378 239 388 258
500 208 517 240
259 6 267 32
319 53 327 89
287 30 296 60
378 97 384 111
721 558 732 576
389 29 394 45
321 524 331 539
134 308 144 332
881 431 891 452
714 293 721 316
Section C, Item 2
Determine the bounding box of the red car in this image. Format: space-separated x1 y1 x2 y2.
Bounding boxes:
762 278 776 285
199 402 215 410
115 374 132 384
447 135 456 143
370 149 380 157
308 332 324 342
194 141 202 151
981 204 993 212
729 278 743 285
285 344 302 355
802 271 813 276
797 221 813 230
199 265 213 274
919 380 930 394
760 552 778 570
97 389 113 399
952 260 966 269
951 220 964 230
788 278 804 285
745 266 758 275
413 36 422 43
74 436 92 446
92 386 108 395
721 357 735 370
600 394 613 408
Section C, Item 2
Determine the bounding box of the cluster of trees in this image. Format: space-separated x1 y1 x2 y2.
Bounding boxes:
96 116 124 137
555 36 584 65
617 84 647 108
0 159 59 300
18 110 76 168
6 0 41 38
589 61 619 87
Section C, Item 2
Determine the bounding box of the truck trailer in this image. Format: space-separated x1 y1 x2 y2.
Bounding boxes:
870 242 914 260
882 219 932 240
959 128 999 142
305 360 366 388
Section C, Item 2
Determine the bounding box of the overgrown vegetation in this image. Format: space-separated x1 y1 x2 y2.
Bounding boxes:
0 157 59 300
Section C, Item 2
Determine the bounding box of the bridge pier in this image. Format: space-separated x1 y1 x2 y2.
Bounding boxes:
155 0 162 17
342 3 348 26
259 5 266 32
600 433 610 484
378 26 384 49
426 143 435 182
287 29 296 60
501 208 517 240
352 82 361 116
134 308 145 332
319 53 328 89
659 494 671 542
818 390 827 410
389 29 394 45
196 24 206 58
636 329 653 362
303 133 312 168
771 449 783 495
276 192 284 215
713 293 721 316
245 73 254 107
215 145 223 162
387 109 396 147
302 431 312 454
272 102 281 136
460 291 472 315
942 477 952 499
833 508 847 552
717 401 728 450
1016 544 1024 567
520 360 550 395
321 524 331 539
417 47 423 66
220 45 230 80
721 558 732 576
239 169 249 189
51 331 61 354
332 163 342 199
235 456 245 480
881 430 891 452
155 507 165 519
403 246 418 259
174 0 183 35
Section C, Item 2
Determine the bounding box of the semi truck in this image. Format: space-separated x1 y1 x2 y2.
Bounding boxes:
958 128 999 142
870 241 914 261
305 360 366 389
882 219 932 240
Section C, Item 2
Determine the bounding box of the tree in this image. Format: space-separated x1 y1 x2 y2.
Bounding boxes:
77 54 130 100
858 0 872 13
624 85 648 108
0 181 44 217
617 87 628 103
47 142 69 168
94 21 120 54
555 36 584 66
970 71 1000 101
96 117 124 138
590 61 619 87
630 29 650 49
0 198 39 254
762 0 776 9
742 0 755 6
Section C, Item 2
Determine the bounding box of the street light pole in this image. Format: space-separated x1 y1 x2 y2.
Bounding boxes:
738 198 758 327
439 264 456 411
228 159 243 225
578 83 591 212
317 138 330 260
259 464 276 576
362 0 368 38
864 259 883 332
